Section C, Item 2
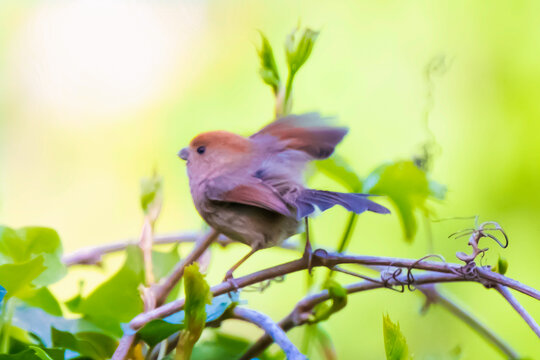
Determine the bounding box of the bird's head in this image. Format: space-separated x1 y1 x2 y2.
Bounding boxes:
178 131 252 181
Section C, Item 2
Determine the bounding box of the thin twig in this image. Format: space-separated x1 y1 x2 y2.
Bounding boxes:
153 228 220 306
128 251 540 330
140 218 156 285
495 284 540 338
62 232 200 266
419 285 520 359
62 231 295 267
114 229 220 360
112 334 137 360
233 307 307 360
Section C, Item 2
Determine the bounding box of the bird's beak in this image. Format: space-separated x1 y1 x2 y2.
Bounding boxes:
178 147 189 161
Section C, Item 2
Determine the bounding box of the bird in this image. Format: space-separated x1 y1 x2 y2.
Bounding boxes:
178 113 390 281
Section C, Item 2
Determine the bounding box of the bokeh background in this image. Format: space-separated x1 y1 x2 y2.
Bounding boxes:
1 0 539 359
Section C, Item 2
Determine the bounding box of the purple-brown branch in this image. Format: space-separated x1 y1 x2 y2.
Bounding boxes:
495 284 540 338
128 249 540 331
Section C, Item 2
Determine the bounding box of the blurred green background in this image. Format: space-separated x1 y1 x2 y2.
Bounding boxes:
1 0 539 359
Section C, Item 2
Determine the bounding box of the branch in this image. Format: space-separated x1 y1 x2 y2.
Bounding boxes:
62 231 296 267
112 334 136 360
419 285 520 359
113 229 220 360
130 250 540 330
128 250 540 330
129 255 458 330
62 232 201 266
140 218 155 286
233 307 307 360
239 272 462 360
495 285 540 338
153 229 219 306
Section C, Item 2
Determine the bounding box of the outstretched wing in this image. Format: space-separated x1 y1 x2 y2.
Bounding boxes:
251 113 348 159
205 176 293 217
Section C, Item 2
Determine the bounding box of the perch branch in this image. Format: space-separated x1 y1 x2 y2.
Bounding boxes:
128 247 540 330
233 307 307 360
495 284 540 338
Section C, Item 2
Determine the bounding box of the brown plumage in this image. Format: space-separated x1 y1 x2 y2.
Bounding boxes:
178 113 389 279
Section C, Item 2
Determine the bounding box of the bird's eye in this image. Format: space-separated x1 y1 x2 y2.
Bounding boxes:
196 146 206 154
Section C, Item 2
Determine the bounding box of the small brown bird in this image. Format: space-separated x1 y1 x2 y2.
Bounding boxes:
178 113 389 280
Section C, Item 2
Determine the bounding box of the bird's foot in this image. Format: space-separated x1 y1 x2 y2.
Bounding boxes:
223 270 240 292
302 245 314 275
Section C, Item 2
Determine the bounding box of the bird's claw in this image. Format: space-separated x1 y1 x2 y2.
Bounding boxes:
302 246 314 275
223 271 240 291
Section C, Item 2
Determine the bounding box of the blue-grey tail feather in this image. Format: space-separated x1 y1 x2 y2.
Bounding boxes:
296 189 390 219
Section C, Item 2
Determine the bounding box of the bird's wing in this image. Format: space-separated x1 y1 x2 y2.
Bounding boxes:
250 113 348 159
205 176 293 217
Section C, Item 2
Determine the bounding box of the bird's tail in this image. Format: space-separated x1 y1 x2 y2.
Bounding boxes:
296 189 390 219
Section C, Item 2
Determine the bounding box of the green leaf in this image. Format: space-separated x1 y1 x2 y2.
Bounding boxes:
18 287 62 316
65 281 84 314
312 280 348 323
152 245 182 302
5 324 36 345
77 246 144 333
0 349 54 360
140 173 163 218
0 257 46 299
0 227 66 287
257 31 281 94
27 347 53 360
137 292 239 348
12 305 109 348
493 256 508 275
315 154 363 192
364 161 431 242
285 28 319 78
51 328 117 360
176 263 212 360
382 314 409 360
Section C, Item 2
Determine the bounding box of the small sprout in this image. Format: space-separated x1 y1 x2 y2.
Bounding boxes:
140 172 163 224
257 31 281 95
176 263 212 360
493 256 508 275
285 27 319 79
382 314 410 360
